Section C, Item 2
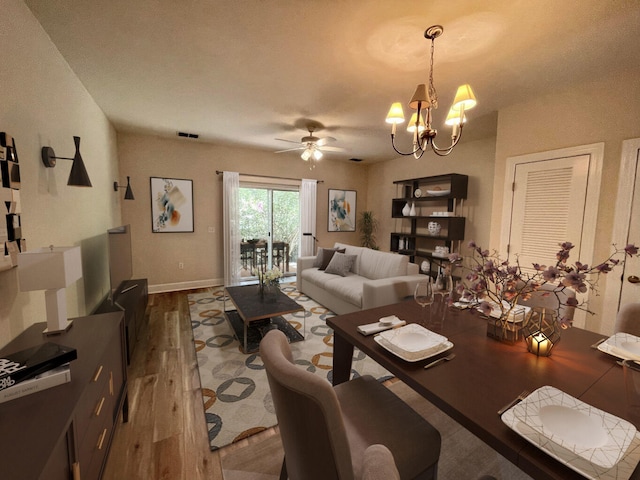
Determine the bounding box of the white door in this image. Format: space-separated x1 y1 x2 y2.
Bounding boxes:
500 143 604 328
603 138 640 333
508 155 590 267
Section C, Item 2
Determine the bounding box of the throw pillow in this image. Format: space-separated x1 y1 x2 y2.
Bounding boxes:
317 248 345 270
325 253 357 277
313 247 335 268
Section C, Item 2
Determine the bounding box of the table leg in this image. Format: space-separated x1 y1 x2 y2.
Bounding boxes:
332 332 354 385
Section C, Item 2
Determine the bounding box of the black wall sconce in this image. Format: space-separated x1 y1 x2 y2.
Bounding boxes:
114 176 135 200
41 136 92 187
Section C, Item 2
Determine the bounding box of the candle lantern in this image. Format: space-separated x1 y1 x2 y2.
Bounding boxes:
523 307 562 356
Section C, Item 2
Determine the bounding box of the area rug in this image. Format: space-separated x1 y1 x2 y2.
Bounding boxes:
220 380 533 480
188 284 392 450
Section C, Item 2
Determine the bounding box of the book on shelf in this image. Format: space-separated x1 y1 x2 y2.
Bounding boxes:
0 363 71 403
0 342 77 391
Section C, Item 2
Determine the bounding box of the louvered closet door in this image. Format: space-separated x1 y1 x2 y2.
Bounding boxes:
508 154 590 268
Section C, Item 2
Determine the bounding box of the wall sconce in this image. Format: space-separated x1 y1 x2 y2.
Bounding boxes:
114 176 135 200
17 245 83 335
41 136 92 187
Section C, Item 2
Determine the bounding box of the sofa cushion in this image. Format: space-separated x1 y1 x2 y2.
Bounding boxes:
334 243 365 275
359 248 409 280
314 247 345 270
325 253 357 277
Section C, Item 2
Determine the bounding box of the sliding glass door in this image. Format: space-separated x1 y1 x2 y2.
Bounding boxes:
238 186 300 279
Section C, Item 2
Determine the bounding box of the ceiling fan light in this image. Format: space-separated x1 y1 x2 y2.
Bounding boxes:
451 84 477 111
313 149 323 161
301 149 312 161
385 102 405 124
406 112 426 133
408 84 430 110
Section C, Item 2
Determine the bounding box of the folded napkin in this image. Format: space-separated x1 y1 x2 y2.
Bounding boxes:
357 316 406 336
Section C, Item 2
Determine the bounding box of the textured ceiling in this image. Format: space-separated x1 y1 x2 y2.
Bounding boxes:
24 0 640 163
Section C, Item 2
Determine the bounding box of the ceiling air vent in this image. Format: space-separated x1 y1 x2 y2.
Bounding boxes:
177 131 199 139
349 158 363 162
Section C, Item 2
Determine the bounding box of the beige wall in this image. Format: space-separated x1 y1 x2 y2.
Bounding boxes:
0 2 121 346
490 71 640 332
116 133 369 290
366 136 497 255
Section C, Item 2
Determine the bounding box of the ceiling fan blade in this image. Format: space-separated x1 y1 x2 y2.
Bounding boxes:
275 138 303 145
316 136 337 147
319 146 346 152
274 147 305 153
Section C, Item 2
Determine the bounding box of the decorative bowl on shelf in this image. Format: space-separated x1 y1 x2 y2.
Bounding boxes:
426 189 451 196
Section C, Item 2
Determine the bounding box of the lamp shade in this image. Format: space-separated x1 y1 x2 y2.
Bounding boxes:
301 149 312 161
445 107 467 126
406 113 426 133
385 103 405 124
67 136 92 187
451 84 477 111
124 176 135 200
408 84 431 110
18 246 83 291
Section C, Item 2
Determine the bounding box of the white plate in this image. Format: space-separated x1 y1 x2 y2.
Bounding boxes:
375 323 451 362
598 332 640 361
503 409 640 479
508 386 636 469
414 188 422 198
476 301 531 323
374 335 453 362
426 189 450 196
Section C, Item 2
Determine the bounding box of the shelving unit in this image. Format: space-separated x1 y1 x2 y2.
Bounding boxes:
390 173 468 278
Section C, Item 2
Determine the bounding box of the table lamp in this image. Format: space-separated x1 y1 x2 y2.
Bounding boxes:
17 245 83 334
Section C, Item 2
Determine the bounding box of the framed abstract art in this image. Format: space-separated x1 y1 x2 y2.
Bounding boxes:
328 189 356 232
150 177 194 233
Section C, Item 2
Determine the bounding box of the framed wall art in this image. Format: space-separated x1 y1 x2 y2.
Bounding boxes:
328 189 356 232
150 177 194 233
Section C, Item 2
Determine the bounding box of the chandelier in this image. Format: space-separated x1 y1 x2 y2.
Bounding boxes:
385 25 477 158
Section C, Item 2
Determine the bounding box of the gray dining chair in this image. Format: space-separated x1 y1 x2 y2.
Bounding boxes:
614 303 640 336
361 444 401 480
517 283 576 322
259 329 441 480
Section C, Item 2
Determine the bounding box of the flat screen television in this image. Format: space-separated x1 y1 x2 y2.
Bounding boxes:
107 225 133 299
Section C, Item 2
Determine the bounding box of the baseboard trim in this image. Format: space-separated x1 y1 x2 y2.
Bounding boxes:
149 278 223 294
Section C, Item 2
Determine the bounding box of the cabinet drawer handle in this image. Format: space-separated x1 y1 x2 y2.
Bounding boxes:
95 397 105 417
97 428 107 450
72 461 81 480
109 371 114 396
92 365 103 383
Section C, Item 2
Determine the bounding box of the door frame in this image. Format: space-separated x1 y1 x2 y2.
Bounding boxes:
499 143 604 328
602 138 640 333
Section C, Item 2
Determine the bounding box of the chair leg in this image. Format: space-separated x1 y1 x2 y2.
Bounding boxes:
279 457 288 480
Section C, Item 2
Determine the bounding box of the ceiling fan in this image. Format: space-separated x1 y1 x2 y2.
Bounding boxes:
275 124 346 165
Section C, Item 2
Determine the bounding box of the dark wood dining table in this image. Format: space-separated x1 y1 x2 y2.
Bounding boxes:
326 299 640 480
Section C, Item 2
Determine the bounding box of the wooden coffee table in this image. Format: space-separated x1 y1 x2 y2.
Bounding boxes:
224 284 305 353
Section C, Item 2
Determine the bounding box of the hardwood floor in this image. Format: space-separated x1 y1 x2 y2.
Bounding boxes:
102 288 278 480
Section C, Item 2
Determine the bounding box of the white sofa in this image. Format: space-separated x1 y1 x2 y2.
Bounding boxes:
296 242 425 315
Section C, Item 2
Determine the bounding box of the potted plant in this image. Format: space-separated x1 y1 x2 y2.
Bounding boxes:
359 211 378 249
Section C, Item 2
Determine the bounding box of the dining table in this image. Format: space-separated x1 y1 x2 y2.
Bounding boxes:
326 298 640 480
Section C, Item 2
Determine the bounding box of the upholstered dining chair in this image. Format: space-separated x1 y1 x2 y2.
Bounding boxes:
259 329 441 480
614 303 640 336
361 444 401 480
517 283 576 322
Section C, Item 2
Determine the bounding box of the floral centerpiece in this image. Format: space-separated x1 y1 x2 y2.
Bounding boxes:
253 265 283 300
448 241 638 343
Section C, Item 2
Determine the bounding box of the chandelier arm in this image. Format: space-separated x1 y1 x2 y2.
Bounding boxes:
429 126 464 156
390 134 425 157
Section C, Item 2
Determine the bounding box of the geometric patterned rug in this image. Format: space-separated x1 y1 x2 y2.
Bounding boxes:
188 283 392 451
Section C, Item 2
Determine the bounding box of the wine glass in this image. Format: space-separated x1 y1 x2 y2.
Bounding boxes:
414 279 434 323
